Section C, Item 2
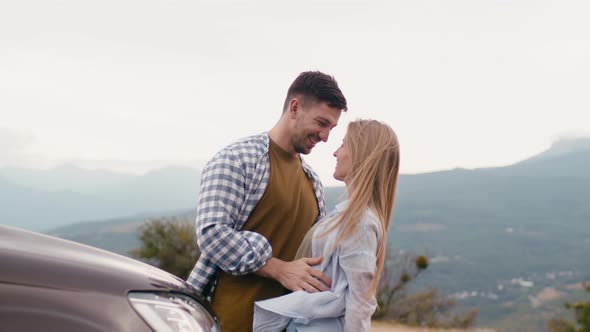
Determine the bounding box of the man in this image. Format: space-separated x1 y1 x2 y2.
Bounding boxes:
187 71 347 332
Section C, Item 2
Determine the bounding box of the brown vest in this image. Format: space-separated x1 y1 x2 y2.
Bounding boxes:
212 139 319 332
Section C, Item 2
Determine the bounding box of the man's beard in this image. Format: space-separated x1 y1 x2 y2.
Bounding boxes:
294 144 309 154
291 133 317 155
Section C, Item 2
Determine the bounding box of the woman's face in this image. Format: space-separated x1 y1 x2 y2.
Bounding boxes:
333 138 353 182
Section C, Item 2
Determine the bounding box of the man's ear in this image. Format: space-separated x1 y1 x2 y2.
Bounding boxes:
288 98 300 119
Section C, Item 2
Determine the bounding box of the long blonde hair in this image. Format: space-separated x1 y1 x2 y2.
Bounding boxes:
324 119 400 297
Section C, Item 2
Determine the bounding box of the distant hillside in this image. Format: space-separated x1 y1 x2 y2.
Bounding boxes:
0 165 201 230
48 209 195 255
0 164 132 192
387 138 590 331
482 137 590 178
46 137 590 332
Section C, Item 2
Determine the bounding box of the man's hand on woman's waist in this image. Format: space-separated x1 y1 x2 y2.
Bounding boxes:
255 257 332 293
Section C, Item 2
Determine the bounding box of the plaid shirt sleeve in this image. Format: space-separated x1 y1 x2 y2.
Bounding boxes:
192 147 272 276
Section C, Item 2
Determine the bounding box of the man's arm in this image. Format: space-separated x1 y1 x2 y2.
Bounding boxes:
196 149 272 275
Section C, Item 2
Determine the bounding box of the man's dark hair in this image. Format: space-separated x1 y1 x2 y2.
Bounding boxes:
282 71 347 112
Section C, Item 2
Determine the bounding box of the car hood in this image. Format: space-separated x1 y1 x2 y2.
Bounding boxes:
0 225 196 296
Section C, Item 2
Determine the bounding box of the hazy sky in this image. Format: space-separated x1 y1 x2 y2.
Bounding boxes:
2 0 589 185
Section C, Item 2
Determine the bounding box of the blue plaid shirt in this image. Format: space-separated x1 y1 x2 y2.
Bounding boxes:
187 132 326 298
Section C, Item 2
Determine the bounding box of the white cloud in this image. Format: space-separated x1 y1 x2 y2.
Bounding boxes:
1 0 589 184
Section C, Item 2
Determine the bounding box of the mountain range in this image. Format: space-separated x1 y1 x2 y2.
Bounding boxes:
0 165 200 230
2 138 590 331
386 139 590 331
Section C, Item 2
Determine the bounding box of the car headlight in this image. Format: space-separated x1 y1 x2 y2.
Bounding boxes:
128 292 220 332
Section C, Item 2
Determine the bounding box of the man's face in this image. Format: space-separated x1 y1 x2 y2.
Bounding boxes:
290 100 342 155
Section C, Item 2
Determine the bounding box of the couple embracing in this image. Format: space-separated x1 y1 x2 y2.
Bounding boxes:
187 71 400 332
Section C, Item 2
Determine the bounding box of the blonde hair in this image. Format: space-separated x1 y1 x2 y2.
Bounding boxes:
324 119 400 297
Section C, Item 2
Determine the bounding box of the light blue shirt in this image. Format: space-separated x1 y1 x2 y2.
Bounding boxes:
253 201 381 332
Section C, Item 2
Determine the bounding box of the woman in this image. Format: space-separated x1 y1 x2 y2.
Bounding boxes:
253 119 400 332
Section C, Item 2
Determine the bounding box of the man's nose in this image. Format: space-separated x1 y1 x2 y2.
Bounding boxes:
319 129 330 142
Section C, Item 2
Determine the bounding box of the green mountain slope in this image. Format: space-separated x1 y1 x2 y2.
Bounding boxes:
29 138 590 331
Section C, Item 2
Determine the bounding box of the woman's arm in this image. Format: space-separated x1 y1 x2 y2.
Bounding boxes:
339 222 380 332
